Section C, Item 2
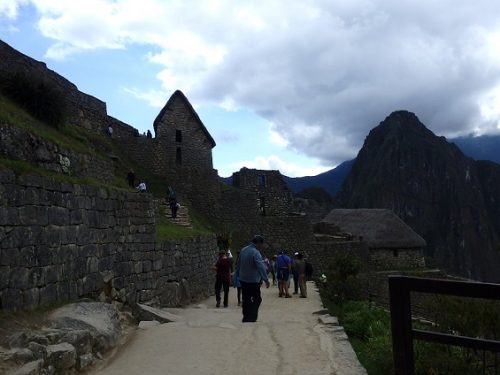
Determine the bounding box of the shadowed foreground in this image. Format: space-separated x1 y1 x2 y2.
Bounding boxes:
93 282 366 375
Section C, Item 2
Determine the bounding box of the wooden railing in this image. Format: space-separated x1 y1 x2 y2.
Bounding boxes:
389 275 500 375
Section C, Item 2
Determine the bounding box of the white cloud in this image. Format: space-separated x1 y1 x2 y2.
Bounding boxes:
121 87 168 108
268 124 289 148
9 0 500 165
0 0 28 19
228 155 331 178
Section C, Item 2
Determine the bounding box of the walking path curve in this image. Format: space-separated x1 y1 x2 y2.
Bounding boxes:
93 282 366 375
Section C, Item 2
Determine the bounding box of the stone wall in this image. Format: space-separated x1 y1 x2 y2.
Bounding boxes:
0 40 136 139
0 123 115 183
309 239 369 276
369 247 426 270
0 170 218 311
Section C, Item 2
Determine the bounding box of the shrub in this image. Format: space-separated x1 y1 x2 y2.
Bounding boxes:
321 250 364 302
0 71 66 127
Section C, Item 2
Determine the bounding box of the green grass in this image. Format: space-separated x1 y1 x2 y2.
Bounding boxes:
156 204 214 241
0 94 100 156
0 156 133 192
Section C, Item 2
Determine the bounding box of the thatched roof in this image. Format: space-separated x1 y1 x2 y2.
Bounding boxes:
322 209 426 248
153 90 216 148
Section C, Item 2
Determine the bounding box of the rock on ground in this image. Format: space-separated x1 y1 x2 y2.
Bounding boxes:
49 302 122 351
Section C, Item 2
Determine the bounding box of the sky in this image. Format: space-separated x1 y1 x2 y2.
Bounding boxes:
1 1 500 177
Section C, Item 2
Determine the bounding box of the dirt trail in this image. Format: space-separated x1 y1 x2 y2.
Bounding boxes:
92 283 366 375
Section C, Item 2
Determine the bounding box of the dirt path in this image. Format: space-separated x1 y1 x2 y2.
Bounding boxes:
92 282 366 375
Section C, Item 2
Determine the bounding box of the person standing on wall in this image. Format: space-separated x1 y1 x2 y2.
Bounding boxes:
214 250 232 308
127 169 135 188
236 235 270 322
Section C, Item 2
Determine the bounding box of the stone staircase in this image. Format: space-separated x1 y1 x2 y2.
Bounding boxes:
165 203 192 227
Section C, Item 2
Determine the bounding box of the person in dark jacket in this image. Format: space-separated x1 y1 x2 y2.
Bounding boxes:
214 250 232 308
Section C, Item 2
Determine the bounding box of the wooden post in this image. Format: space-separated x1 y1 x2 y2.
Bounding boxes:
389 276 415 375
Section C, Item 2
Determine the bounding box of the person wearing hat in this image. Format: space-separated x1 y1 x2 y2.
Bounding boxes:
236 235 270 322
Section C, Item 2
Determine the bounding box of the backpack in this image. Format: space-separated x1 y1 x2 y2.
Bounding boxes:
305 261 313 278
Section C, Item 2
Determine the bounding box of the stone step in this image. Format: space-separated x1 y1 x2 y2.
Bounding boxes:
164 204 192 227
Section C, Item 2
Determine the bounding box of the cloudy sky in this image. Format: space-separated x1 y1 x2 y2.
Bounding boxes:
1 1 500 177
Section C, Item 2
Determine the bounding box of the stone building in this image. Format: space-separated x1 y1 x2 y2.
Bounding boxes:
154 90 216 171
231 168 293 216
321 208 426 270
115 90 221 216
219 168 314 255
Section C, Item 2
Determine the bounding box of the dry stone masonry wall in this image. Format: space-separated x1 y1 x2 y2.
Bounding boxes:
0 40 137 138
0 123 115 182
0 170 218 311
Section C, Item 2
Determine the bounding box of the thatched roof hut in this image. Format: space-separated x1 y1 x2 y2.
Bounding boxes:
322 209 426 249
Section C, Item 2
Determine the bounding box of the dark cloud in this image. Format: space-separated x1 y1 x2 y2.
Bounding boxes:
189 1 500 165
10 0 500 166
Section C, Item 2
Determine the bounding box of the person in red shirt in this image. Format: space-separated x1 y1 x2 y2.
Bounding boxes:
214 250 232 308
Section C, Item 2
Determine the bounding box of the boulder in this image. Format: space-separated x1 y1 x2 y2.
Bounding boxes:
8 331 49 349
11 359 43 375
77 353 95 371
60 329 93 355
46 342 76 370
5 348 34 364
49 302 121 351
27 342 46 360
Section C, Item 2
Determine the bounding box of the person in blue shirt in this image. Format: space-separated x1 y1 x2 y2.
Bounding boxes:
236 235 270 322
276 250 292 298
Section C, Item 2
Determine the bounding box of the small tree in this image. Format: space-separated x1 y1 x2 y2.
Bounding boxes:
322 250 364 303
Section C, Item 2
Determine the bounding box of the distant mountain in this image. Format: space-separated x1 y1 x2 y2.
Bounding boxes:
283 160 355 197
335 110 500 282
451 134 500 164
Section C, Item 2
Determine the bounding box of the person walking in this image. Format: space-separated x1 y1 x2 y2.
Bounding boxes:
295 253 307 298
214 250 232 308
236 235 270 322
276 250 292 298
270 255 277 286
292 252 299 295
167 186 178 218
232 263 242 306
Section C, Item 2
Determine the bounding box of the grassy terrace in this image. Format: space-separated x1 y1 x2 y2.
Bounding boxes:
0 93 215 239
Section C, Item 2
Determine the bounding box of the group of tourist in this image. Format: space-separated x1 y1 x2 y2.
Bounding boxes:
213 235 312 323
273 250 308 299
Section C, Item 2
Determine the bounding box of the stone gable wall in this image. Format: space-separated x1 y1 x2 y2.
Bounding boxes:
155 96 213 170
0 170 217 311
